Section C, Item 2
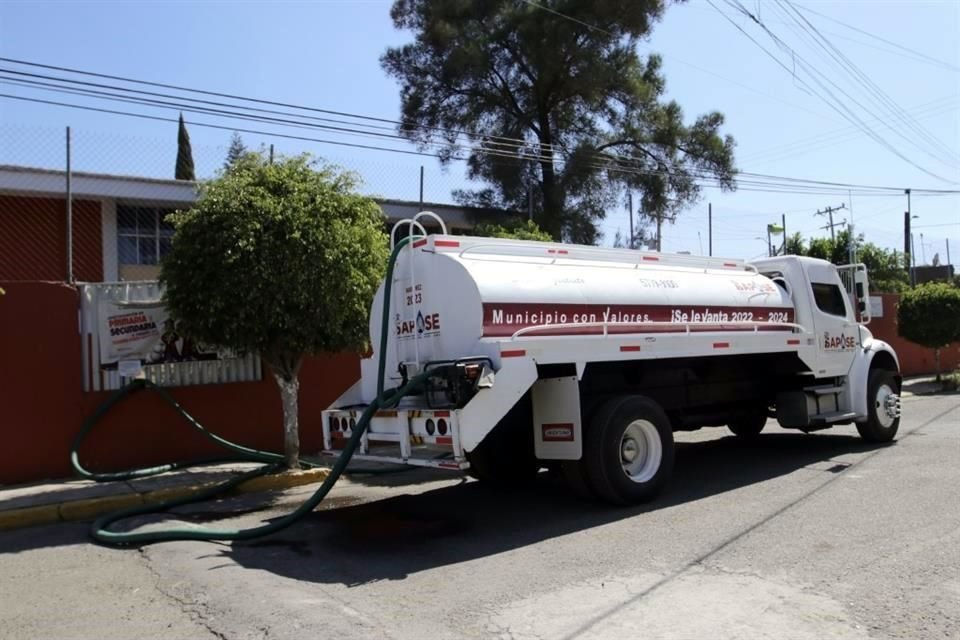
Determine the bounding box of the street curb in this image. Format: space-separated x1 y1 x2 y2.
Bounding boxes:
0 467 329 533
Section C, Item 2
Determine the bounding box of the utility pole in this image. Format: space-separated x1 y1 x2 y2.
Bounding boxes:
847 189 856 264
628 192 634 249
65 126 73 283
708 202 712 256
419 166 424 211
947 238 952 267
904 210 913 285
655 212 663 252
781 213 787 254
815 203 846 242
905 189 914 286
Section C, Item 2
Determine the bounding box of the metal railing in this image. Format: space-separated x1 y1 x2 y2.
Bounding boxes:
510 319 806 340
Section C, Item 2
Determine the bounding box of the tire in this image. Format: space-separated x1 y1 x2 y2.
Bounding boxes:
856 368 901 443
728 410 767 438
559 398 606 500
466 396 539 487
582 395 675 505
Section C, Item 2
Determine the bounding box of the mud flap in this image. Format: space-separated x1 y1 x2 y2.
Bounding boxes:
531 376 582 460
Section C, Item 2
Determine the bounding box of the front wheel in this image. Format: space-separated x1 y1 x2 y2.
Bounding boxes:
856 369 900 443
582 396 675 505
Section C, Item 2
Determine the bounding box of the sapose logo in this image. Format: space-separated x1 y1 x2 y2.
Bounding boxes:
397 311 441 339
823 331 856 351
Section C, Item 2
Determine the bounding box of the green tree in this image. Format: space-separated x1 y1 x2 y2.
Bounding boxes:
223 132 249 171
784 232 806 256
472 219 553 241
794 229 908 293
161 153 389 468
897 282 960 379
382 0 736 244
857 242 909 293
175 113 196 181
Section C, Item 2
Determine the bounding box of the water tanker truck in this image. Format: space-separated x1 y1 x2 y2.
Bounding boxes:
323 214 901 504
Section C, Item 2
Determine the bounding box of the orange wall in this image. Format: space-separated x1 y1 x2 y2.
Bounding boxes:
1 284 954 485
868 293 960 376
0 281 359 484
0 195 103 282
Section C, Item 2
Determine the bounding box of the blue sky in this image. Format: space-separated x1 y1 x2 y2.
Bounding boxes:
0 0 957 262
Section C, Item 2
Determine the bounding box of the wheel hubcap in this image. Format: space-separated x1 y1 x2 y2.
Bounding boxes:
875 384 899 428
619 420 663 484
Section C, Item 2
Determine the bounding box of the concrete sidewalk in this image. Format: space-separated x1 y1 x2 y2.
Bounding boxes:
0 462 330 532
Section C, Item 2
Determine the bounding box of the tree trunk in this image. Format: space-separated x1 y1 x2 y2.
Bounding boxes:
935 348 942 382
268 355 303 469
537 113 562 241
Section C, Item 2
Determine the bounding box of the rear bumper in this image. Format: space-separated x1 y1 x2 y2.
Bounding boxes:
321 407 469 470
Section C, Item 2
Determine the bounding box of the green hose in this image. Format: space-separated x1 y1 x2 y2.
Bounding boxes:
75 235 423 546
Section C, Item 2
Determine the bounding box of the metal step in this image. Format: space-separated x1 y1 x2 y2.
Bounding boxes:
810 410 857 425
805 385 845 395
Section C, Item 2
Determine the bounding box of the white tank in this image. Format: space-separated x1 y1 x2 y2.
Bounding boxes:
364 235 795 393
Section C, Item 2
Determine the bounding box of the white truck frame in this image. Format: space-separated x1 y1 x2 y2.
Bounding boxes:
322 223 901 504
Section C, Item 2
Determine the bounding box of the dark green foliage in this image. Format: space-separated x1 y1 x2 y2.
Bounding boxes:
898 281 960 378
175 113 196 181
382 0 736 243
898 282 960 349
161 153 389 378
223 132 249 171
472 219 553 241
788 229 909 293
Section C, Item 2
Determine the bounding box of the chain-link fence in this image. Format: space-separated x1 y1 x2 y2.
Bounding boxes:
0 122 500 283
1 122 956 285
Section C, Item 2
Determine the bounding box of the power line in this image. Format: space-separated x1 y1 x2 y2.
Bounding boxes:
682 3 960 72
711 0 958 183
773 0 958 167
2 57 959 197
793 2 960 73
732 0 955 169
511 3 960 193
0 56 545 153
0 72 906 194
742 96 958 164
7 90 946 200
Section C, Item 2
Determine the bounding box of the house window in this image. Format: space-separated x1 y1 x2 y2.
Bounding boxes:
117 205 176 265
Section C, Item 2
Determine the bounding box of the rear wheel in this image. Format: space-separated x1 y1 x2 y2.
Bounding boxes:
856 369 900 443
728 410 768 438
582 395 675 505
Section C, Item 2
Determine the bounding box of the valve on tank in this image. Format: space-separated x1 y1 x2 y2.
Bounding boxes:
423 357 493 409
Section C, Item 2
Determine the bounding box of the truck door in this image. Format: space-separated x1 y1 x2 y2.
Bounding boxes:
804 261 858 377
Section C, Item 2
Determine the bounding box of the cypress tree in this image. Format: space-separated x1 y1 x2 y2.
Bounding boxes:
175 112 196 180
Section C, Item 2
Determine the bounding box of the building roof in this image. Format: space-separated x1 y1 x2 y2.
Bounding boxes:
0 164 197 204
0 164 518 228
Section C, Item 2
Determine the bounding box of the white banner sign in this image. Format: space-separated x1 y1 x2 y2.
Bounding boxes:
97 302 168 365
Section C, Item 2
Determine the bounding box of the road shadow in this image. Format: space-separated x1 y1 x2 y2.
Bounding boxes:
225 430 888 586
902 378 958 396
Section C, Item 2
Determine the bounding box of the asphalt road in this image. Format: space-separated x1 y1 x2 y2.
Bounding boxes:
2 391 958 640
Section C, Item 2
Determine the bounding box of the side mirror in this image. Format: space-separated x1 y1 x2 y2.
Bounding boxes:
853 266 871 324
